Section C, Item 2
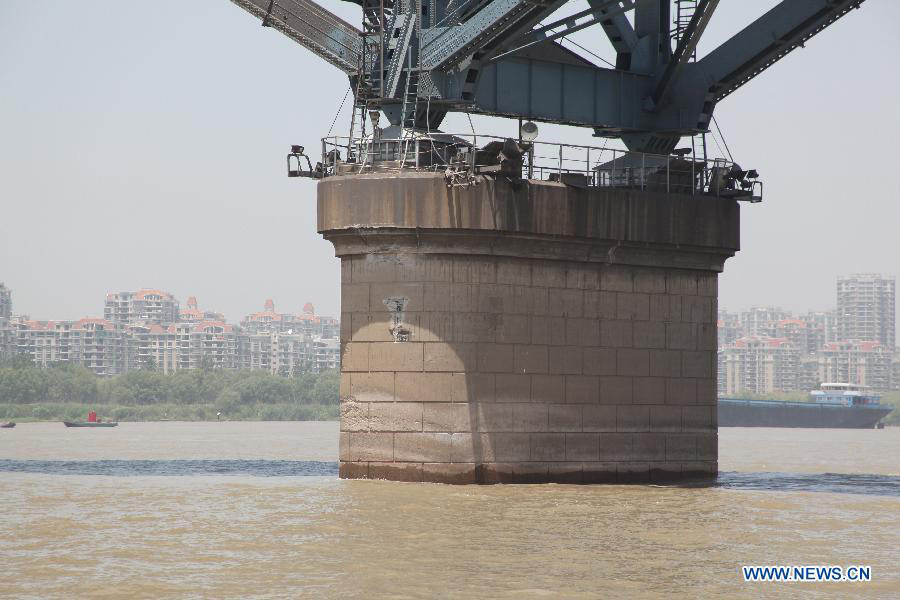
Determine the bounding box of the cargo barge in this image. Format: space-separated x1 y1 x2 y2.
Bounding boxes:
719 383 892 428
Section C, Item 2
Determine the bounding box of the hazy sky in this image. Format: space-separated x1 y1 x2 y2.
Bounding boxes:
2 0 898 323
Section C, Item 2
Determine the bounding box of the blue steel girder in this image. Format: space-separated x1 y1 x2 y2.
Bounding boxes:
228 0 870 153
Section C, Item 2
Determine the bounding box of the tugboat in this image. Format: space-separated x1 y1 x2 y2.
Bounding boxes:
63 410 118 428
719 383 893 428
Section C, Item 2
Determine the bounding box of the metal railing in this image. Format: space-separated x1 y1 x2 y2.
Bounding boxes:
309 133 762 199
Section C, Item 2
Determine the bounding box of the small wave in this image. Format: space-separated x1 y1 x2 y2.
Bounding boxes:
0 459 339 477
715 471 900 497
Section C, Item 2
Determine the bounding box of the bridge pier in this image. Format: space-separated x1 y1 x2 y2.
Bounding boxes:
320 172 738 483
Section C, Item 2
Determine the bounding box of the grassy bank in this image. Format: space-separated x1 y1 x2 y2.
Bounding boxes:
0 402 339 422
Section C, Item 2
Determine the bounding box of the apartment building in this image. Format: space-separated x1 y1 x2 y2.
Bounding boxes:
0 283 12 360
105 289 179 325
837 274 896 350
14 318 126 376
720 337 799 395
739 306 789 338
179 296 225 324
816 340 892 391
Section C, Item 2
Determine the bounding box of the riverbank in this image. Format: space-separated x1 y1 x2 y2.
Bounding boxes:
0 402 338 422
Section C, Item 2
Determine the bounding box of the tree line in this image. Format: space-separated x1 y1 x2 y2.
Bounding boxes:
0 355 339 409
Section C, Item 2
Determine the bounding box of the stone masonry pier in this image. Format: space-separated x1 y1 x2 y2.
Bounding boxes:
319 172 739 483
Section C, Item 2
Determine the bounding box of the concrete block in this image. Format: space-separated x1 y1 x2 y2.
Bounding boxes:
495 433 532 461
548 463 585 484
369 462 423 482
339 432 350 461
649 295 674 323
341 314 352 342
549 346 583 375
667 272 697 296
666 378 697 405
682 406 713 432
681 461 716 479
598 433 633 461
453 312 498 343
548 288 583 318
582 462 617 483
584 291 618 320
616 349 649 377
583 348 617 376
582 405 617 432
565 375 599 403
696 433 717 461
351 255 398 283
349 433 393 461
423 463 476 484
496 314 531 344
369 342 423 372
601 320 633 348
514 345 549 374
494 374 531 402
394 432 452 462
423 342 474 372
650 405 682 432
665 323 696 350
341 401 369 432
478 463 516 484
497 260 531 286
512 403 548 432
649 462 683 483
414 312 454 343
341 342 369 372
568 318 600 347
617 405 649 432
696 378 717 406
449 283 479 313
339 462 369 480
527 287 549 316
370 282 423 312
617 293 649 321
599 376 632 405
548 404 582 432
395 372 461 403
530 433 567 461
470 373 496 403
649 350 681 377
616 462 650 483
514 462 550 483
532 261 567 288
633 377 665 404
632 433 666 461
397 255 452 283
697 323 718 351
342 283 370 313
633 269 667 294
476 343 514 373
682 351 712 378
601 265 634 292
350 372 394 402
341 257 352 283
566 265 601 290
351 312 393 342
682 295 712 324
471 433 499 462
566 433 600 461
666 434 696 460
530 316 566 346
423 403 471 432
632 321 666 349
531 374 564 404
477 284 511 314
697 273 717 297
369 402 423 432
452 256 496 284
340 373 351 399
477 403 514 431
423 282 452 311
450 433 476 462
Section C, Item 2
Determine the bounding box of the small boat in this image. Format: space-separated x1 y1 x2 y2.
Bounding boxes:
0 422 15 428
63 421 118 428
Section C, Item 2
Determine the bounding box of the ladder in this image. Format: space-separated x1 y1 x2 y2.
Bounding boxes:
674 0 698 61
399 45 420 165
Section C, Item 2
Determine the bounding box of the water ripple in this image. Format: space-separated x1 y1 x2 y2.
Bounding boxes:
0 459 338 477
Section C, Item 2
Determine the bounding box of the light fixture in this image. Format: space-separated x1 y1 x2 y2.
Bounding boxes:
520 121 539 142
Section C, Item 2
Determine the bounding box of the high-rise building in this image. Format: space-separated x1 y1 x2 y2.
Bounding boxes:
816 340 891 391
0 283 11 320
739 306 789 338
104 289 179 325
14 318 126 376
0 283 12 360
720 336 799 395
837 274 896 350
